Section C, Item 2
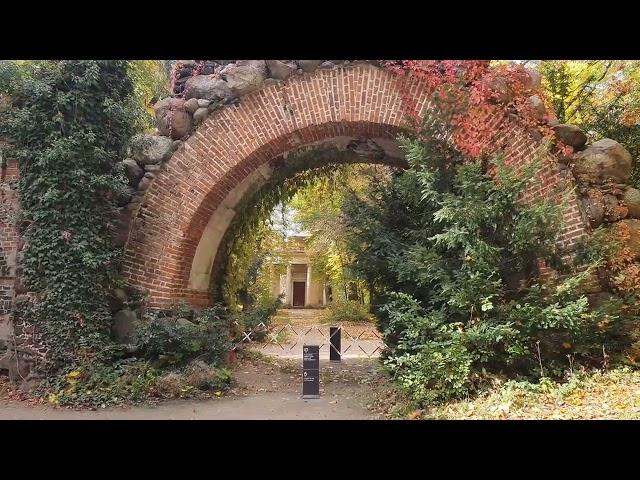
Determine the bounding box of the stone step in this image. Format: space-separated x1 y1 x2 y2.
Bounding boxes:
272 308 326 325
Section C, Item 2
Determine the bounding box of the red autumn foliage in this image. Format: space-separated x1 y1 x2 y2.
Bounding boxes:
600 222 640 296
170 61 183 96
382 60 565 159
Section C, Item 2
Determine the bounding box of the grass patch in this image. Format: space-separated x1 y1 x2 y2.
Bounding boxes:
418 367 640 420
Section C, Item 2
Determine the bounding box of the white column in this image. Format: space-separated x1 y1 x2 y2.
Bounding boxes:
285 263 292 307
322 278 327 306
305 264 312 307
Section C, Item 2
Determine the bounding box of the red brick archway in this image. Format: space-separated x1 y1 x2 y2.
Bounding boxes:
121 64 588 309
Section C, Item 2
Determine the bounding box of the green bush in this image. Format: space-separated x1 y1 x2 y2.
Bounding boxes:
182 361 233 391
45 358 158 407
234 295 282 342
45 356 234 407
322 300 371 324
340 122 622 407
385 340 473 405
133 304 232 368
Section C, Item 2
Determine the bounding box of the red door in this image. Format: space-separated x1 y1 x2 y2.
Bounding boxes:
293 281 306 307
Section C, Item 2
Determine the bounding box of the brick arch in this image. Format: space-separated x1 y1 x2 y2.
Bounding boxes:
122 64 589 309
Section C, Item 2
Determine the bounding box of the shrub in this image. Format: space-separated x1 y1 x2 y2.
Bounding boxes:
153 372 187 398
151 363 232 398
340 123 622 407
322 300 372 324
45 358 159 407
183 360 233 391
133 304 232 368
234 295 282 342
384 340 474 404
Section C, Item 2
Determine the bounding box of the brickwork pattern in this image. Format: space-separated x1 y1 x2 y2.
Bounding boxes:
1 157 19 319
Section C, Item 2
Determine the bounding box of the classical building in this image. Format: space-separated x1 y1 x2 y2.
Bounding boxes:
269 235 327 308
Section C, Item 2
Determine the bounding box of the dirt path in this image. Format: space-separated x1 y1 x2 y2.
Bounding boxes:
0 308 392 420
0 356 389 420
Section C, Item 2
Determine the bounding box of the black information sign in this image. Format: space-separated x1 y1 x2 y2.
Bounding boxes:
329 326 341 362
302 345 320 399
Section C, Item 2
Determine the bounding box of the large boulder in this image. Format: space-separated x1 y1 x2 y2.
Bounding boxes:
153 97 185 117
137 176 152 191
0 350 31 381
193 107 209 125
113 204 138 247
484 75 514 104
223 60 268 95
603 194 628 222
176 318 194 327
553 124 588 149
623 187 640 218
298 60 322 73
183 98 200 114
127 134 174 166
572 139 633 184
158 111 192 139
153 98 192 140
266 60 296 80
546 111 560 127
523 68 542 91
112 309 138 343
580 193 605 228
120 158 144 186
527 95 546 121
509 63 541 92
0 350 11 371
0 319 7 346
183 75 235 102
108 288 129 313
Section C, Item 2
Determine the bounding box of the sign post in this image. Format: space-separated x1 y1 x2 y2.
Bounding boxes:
329 326 341 362
302 345 320 399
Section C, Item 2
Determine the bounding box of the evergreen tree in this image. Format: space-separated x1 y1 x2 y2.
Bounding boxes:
341 123 618 405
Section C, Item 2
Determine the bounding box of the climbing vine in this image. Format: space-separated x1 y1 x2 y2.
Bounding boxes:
383 60 571 158
1 61 141 374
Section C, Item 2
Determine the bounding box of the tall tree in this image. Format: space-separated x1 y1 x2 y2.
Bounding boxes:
540 60 640 186
289 164 390 302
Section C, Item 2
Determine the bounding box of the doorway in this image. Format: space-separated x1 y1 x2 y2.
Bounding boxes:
292 281 306 307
